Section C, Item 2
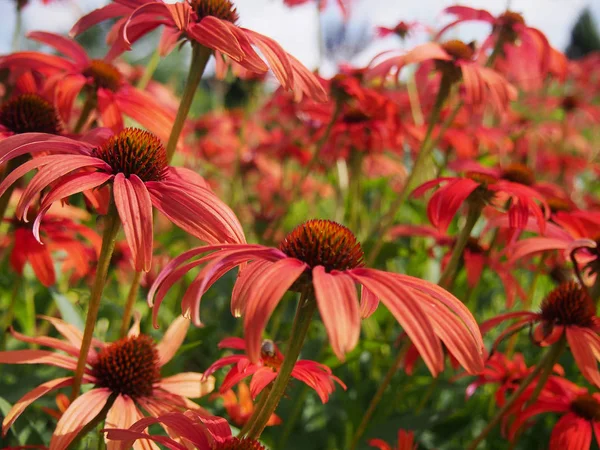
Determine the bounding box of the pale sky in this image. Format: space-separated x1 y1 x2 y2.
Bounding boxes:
1 0 599 72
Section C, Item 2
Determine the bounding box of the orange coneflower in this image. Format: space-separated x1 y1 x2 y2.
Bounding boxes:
71 0 327 102
0 127 246 272
149 219 484 376
0 32 178 141
0 316 215 450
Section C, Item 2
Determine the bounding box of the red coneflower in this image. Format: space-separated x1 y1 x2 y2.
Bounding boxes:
369 39 516 113
369 429 418 450
0 32 177 140
2 207 101 287
0 127 245 272
0 93 63 138
484 282 600 388
204 337 345 403
0 316 215 450
509 378 600 449
71 0 327 102
411 162 549 235
104 409 267 449
149 219 484 376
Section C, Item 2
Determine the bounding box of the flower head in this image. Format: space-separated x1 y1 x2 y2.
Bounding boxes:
0 94 62 136
71 0 327 102
483 282 600 388
0 32 177 140
204 337 345 403
0 127 245 271
0 316 215 450
149 219 484 377
104 409 263 449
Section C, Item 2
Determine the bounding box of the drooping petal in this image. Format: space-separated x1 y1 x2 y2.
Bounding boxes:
27 31 89 67
243 29 293 89
249 367 277 398
113 173 153 272
187 17 243 61
158 373 215 399
549 413 592 450
147 176 246 245
566 327 600 388
156 315 190 367
359 285 379 318
231 260 273 318
2 377 73 435
244 258 307 362
350 268 444 376
70 3 132 37
8 327 80 358
50 388 112 450
105 395 139 450
0 350 79 371
312 267 360 360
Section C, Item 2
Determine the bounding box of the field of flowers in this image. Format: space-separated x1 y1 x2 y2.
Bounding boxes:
0 0 599 449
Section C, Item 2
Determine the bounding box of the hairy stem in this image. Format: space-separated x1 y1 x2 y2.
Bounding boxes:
438 203 482 289
166 44 212 162
70 204 120 400
119 270 142 338
243 290 317 439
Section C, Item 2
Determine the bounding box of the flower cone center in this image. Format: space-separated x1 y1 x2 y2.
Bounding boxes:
0 94 62 134
279 219 364 272
83 59 122 92
92 128 169 182
572 395 600 421
501 163 535 186
441 40 475 61
191 0 239 23
92 334 160 398
540 281 596 328
213 438 266 450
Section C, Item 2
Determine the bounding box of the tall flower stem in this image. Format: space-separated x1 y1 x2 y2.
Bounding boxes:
166 44 212 162
73 91 97 134
137 48 161 90
243 289 317 440
366 78 459 266
238 385 271 436
438 203 483 289
70 204 121 401
466 341 566 450
120 270 142 338
349 341 410 450
0 274 22 352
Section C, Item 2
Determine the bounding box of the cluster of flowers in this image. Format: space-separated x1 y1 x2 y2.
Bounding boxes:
0 0 599 449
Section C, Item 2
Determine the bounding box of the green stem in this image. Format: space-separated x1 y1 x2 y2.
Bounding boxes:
366 79 459 266
438 203 482 289
73 91 97 134
349 341 410 450
466 342 566 450
346 151 364 232
243 290 317 440
0 274 22 351
166 44 212 162
238 385 271 436
136 48 161 90
70 204 121 401
119 270 142 338
525 338 565 407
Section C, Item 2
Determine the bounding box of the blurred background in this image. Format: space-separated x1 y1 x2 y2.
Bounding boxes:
2 0 600 75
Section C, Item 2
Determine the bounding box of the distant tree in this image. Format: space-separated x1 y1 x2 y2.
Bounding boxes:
566 8 600 59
